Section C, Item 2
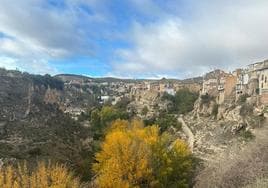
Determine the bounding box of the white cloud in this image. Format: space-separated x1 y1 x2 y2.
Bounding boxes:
112 0 268 78
0 56 58 75
0 0 96 58
0 0 104 74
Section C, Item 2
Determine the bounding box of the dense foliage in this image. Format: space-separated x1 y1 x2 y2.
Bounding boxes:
144 113 182 132
93 119 193 188
156 113 182 132
200 93 214 104
163 89 199 114
0 162 80 187
88 106 130 139
29 74 64 90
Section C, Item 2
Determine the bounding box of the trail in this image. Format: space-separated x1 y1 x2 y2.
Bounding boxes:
24 84 33 118
178 116 194 152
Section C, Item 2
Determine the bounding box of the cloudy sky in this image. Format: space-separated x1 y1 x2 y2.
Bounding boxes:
0 0 268 78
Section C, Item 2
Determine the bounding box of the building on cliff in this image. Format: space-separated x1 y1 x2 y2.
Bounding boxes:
252 60 268 104
201 59 268 106
216 73 237 104
202 69 227 97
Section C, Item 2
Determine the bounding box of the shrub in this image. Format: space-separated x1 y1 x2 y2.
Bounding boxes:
200 94 214 104
237 94 250 104
211 104 219 118
240 104 253 117
141 106 149 116
239 130 255 141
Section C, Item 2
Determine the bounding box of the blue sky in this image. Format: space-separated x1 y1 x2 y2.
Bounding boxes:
0 0 268 78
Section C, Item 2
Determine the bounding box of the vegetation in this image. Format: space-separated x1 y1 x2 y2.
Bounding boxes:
0 162 80 187
156 113 182 132
143 112 182 132
239 129 255 141
115 96 132 111
200 93 214 104
88 106 130 139
244 177 268 188
163 89 199 114
29 74 64 90
196 127 268 188
93 119 193 188
141 106 149 116
240 103 253 117
237 94 250 104
211 104 219 118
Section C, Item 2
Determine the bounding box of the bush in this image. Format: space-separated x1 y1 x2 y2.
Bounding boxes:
200 94 214 104
238 94 250 104
240 104 253 116
211 104 219 118
239 130 255 141
141 106 149 116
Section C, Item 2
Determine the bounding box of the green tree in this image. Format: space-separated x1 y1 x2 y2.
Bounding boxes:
142 106 149 116
163 89 198 114
156 114 181 132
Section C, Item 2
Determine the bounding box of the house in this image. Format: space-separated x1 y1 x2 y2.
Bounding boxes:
246 59 268 105
202 69 227 97
232 69 249 100
258 62 268 105
217 73 236 104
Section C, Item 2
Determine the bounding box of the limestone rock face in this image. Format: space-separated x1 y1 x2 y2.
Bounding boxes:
44 87 62 105
224 106 242 122
193 97 216 117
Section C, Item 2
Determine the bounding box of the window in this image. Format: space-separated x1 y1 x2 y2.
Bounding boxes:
265 77 267 83
261 74 264 80
261 83 264 88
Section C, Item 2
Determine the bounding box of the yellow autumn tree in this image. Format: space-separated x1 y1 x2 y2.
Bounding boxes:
93 119 193 188
0 161 80 188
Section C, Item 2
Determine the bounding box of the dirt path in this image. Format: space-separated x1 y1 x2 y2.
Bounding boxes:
24 84 33 118
178 116 194 152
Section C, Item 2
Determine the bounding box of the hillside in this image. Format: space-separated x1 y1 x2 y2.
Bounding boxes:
0 68 92 174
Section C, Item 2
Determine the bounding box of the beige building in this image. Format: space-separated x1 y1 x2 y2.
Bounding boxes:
259 68 268 105
202 69 227 97
247 59 268 105
217 74 237 104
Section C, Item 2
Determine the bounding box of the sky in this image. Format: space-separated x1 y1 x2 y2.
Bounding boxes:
0 0 268 79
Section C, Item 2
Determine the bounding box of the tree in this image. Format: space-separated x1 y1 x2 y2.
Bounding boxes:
100 106 119 125
156 114 182 132
163 89 198 114
0 162 80 187
141 106 149 116
93 119 193 188
151 136 193 187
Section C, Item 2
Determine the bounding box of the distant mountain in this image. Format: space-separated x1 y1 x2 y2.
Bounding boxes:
55 73 203 84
